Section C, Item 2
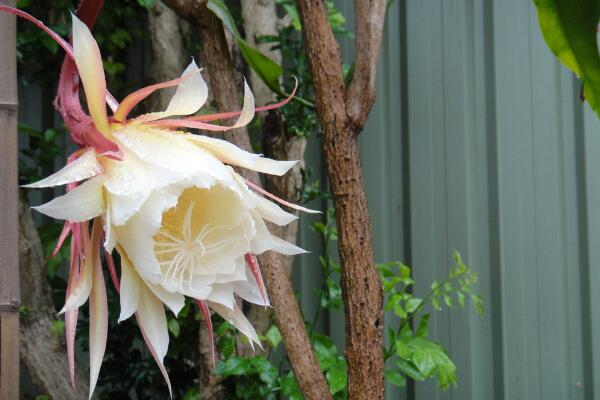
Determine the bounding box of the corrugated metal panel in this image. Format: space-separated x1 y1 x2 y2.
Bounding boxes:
297 1 600 399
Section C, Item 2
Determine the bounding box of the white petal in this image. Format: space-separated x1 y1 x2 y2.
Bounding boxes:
71 14 109 133
233 79 255 128
254 196 297 226
23 149 102 188
88 242 108 399
118 252 141 322
233 266 269 306
114 216 161 282
187 135 297 176
206 283 235 309
164 60 208 117
208 301 261 349
114 127 232 183
103 203 116 251
33 175 105 222
142 277 185 316
250 212 306 255
136 285 170 387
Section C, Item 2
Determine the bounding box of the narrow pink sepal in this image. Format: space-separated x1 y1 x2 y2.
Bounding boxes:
244 179 319 214
114 74 192 122
0 6 74 58
52 221 72 258
196 300 216 367
244 253 269 307
105 249 120 294
185 77 298 123
145 118 230 132
135 313 173 398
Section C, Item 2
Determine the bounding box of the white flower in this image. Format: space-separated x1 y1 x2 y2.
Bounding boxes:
20 13 315 398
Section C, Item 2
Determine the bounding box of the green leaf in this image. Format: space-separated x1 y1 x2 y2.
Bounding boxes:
405 297 422 314
385 368 406 387
214 357 251 376
168 319 180 338
137 0 155 8
533 0 600 117
280 372 302 399
471 294 485 316
312 333 338 370
457 290 466 308
207 0 283 94
265 325 282 348
416 314 430 338
326 358 347 394
395 358 425 381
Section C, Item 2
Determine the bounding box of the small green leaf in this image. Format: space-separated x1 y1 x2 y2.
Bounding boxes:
214 357 251 376
265 325 282 348
471 294 485 316
326 358 347 394
443 294 453 309
385 368 406 387
137 0 155 8
405 297 422 314
457 291 466 308
416 314 430 338
168 319 180 338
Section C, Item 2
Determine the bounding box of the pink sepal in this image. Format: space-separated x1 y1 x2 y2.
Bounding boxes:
244 253 269 307
196 300 216 368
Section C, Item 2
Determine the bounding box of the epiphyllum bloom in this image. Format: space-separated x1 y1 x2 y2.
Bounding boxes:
6 8 315 398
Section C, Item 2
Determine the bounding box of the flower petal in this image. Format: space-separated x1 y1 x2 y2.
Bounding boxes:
23 149 102 188
187 135 297 176
146 78 255 131
254 196 297 226
113 127 231 184
163 60 208 117
136 287 172 396
250 212 306 255
33 175 105 222
118 252 141 322
114 63 204 122
206 283 235 309
208 301 261 349
88 220 108 399
71 14 109 133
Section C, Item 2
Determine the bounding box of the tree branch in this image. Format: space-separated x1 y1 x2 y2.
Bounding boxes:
163 2 331 399
345 0 386 130
295 0 386 398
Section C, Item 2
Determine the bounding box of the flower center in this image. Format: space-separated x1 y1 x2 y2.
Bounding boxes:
154 202 230 293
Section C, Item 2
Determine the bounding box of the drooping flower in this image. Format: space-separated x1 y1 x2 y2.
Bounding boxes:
2 5 315 398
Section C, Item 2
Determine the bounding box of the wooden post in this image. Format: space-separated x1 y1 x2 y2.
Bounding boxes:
0 1 20 399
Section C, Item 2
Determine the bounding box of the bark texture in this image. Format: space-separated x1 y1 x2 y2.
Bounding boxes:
162 2 331 399
0 2 20 399
295 0 387 399
19 192 90 399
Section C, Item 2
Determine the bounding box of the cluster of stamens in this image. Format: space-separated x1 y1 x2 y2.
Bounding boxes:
154 202 230 293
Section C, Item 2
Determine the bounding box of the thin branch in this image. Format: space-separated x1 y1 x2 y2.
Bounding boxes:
345 0 387 131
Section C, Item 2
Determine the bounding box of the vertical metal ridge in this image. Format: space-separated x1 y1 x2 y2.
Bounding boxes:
573 78 594 400
482 1 505 399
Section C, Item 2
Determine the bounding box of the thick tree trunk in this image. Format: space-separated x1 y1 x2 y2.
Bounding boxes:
0 2 20 399
19 192 90 398
295 1 387 399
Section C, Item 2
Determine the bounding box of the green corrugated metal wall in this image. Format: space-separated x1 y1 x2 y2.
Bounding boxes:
295 1 600 399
